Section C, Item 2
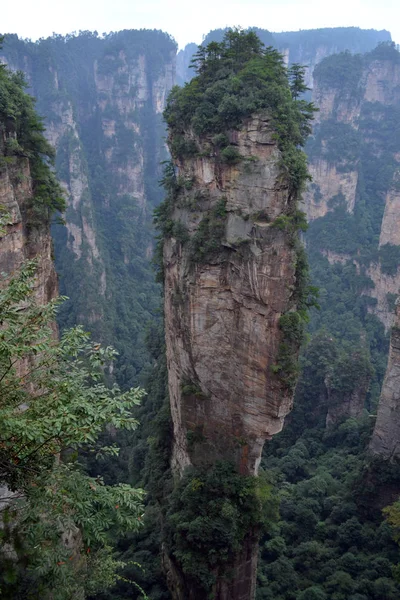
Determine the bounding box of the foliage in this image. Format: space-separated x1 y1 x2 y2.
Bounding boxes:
164 28 316 196
1 30 177 391
189 199 227 262
0 261 145 598
178 27 390 87
165 462 279 597
379 244 400 276
306 120 361 171
288 64 310 100
258 396 400 600
85 323 173 600
0 64 65 218
313 52 364 94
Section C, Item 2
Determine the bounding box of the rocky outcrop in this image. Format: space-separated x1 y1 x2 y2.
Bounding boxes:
364 59 400 105
306 49 400 220
379 177 400 248
162 113 303 599
365 264 400 331
325 355 371 427
304 160 358 220
164 114 300 476
370 301 400 459
0 149 57 305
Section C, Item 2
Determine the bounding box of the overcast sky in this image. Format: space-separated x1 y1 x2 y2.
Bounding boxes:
2 0 399 49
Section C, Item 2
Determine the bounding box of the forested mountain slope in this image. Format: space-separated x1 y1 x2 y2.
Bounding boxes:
0 30 176 388
305 43 400 403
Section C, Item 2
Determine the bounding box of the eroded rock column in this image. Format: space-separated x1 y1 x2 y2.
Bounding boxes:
162 113 305 599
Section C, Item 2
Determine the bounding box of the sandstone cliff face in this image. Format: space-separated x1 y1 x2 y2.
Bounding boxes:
325 362 371 428
304 159 358 220
1 31 176 385
306 51 400 219
370 302 400 459
0 139 57 305
163 113 302 600
379 170 400 248
364 59 400 105
365 264 400 332
305 48 400 332
164 114 299 479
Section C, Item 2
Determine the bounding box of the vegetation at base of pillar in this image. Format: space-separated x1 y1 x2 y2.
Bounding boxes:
164 462 279 598
0 258 145 599
255 331 400 600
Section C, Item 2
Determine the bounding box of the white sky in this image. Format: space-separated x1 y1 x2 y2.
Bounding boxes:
2 0 399 49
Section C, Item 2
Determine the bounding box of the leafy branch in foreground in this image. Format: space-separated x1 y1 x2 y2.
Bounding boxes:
0 260 146 599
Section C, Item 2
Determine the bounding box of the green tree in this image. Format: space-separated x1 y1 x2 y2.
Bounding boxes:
0 258 146 599
288 63 310 100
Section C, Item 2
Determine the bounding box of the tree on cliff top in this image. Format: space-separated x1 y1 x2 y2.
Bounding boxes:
0 58 65 219
164 28 316 195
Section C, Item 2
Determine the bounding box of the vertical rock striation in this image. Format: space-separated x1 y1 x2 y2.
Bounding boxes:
370 301 400 459
162 114 306 599
159 32 316 598
164 115 300 477
0 123 57 305
0 30 176 386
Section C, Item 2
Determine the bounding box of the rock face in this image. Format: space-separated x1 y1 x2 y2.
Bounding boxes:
0 139 57 305
305 159 358 220
325 356 371 428
163 114 302 599
0 31 176 386
370 302 400 459
305 50 400 222
304 46 400 332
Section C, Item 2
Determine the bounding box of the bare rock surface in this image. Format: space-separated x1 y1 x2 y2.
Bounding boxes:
370 302 400 458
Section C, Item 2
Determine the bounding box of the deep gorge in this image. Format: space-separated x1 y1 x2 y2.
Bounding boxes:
2 24 400 600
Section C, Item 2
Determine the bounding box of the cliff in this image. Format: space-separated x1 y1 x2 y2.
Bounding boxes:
325 351 372 427
163 114 301 477
159 32 314 600
0 65 60 305
303 43 400 402
0 30 176 387
370 302 400 459
162 115 303 600
0 153 57 303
